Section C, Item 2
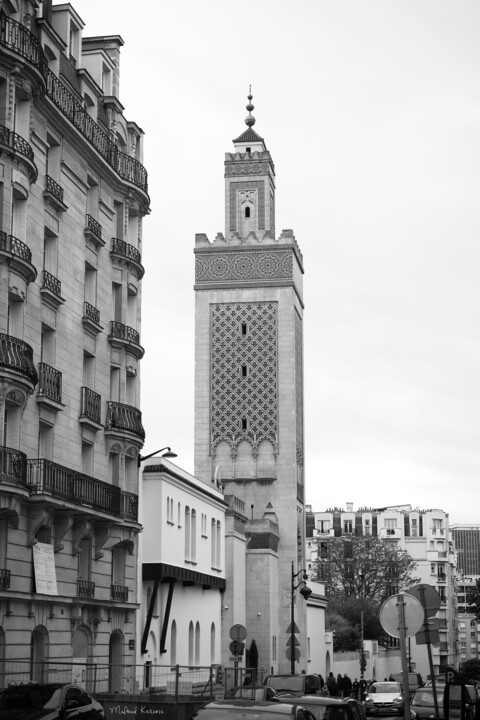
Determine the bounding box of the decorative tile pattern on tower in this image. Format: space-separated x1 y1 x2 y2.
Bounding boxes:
195 249 293 285
210 302 278 454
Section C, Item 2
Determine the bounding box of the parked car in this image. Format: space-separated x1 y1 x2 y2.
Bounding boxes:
188 700 317 720
410 685 477 720
364 681 404 716
226 686 279 701
0 683 105 720
274 693 367 720
389 673 423 696
265 674 323 697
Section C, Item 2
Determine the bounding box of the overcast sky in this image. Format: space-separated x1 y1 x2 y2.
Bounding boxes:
75 0 480 524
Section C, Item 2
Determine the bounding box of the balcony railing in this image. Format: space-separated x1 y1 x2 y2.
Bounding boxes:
105 401 145 440
77 579 95 598
80 387 101 424
45 175 64 203
0 333 38 384
85 214 102 240
83 301 100 326
111 238 144 278
0 12 148 194
0 231 33 263
121 491 139 522
0 569 10 590
109 321 144 359
111 584 128 602
42 270 62 297
27 458 121 514
0 446 27 488
0 123 34 163
38 363 62 403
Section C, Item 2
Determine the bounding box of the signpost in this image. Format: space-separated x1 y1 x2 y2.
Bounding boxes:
380 593 424 720
229 624 247 687
409 583 442 720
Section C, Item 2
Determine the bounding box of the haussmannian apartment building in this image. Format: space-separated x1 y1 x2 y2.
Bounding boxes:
0 0 149 690
306 503 458 678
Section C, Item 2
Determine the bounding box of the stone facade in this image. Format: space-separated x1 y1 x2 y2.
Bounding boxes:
0 1 149 690
194 100 307 674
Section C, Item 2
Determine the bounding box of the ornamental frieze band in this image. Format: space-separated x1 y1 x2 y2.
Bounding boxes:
225 162 270 176
195 249 293 284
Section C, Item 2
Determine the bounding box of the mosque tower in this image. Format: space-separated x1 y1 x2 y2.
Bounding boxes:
194 92 306 672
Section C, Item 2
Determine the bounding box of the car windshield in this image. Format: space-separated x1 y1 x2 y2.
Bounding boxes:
269 677 304 692
369 684 400 694
0 685 61 710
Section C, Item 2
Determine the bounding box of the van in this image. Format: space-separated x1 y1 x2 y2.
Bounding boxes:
389 673 423 696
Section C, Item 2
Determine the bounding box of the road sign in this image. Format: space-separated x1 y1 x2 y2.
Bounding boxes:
286 646 300 661
409 584 441 617
286 636 300 646
380 593 424 638
229 640 245 656
230 624 247 642
416 617 441 645
286 622 300 634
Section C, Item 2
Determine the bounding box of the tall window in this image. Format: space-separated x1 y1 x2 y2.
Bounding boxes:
211 519 216 568
78 539 91 581
343 520 353 533
195 621 200 665
188 622 194 666
191 510 196 562
170 621 177 666
216 521 221 569
210 623 216 664
112 546 126 587
185 507 191 561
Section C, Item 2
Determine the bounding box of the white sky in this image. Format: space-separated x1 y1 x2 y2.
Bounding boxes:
74 0 480 524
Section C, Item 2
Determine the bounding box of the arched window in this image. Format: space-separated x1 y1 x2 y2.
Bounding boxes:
31 626 48 682
211 519 216 568
216 521 221 569
191 510 196 562
195 621 200 665
188 621 194 666
245 206 251 218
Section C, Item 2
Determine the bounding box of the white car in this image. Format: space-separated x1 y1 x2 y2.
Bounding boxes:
365 681 404 716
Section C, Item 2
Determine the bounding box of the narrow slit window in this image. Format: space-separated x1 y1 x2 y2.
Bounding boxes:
241 364 247 378
241 418 247 430
241 322 247 335
245 207 251 218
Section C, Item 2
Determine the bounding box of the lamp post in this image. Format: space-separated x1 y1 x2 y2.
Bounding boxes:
359 573 365 683
137 446 177 467
290 561 312 674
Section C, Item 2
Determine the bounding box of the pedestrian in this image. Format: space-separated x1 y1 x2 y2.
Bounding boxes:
359 678 367 702
326 672 338 697
343 673 352 698
352 678 359 700
337 674 344 698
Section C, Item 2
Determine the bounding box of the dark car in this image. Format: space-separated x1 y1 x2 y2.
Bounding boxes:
188 700 317 720
411 685 477 720
274 694 367 720
265 675 323 697
0 683 105 720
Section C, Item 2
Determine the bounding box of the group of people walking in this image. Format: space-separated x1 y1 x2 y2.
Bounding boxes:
324 672 368 700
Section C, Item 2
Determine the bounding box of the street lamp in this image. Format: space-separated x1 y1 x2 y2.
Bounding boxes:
290 562 312 674
137 446 177 467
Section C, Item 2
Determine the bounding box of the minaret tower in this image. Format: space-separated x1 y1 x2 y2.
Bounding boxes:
194 92 306 672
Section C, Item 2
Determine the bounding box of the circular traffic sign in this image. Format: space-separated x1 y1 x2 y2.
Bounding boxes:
230 624 247 641
286 646 300 661
380 593 424 638
409 584 441 618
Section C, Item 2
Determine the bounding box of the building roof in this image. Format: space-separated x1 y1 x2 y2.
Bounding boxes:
232 126 265 144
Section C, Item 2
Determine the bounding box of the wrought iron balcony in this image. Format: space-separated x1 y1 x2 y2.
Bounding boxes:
109 321 144 359
111 238 144 279
105 401 145 441
44 175 67 212
40 270 64 309
0 446 27 488
37 363 62 404
121 491 139 522
0 13 148 197
0 231 37 284
80 387 101 425
77 579 95 599
0 333 38 385
0 569 10 590
27 458 122 516
111 584 128 602
84 214 103 248
82 301 102 337
0 123 37 182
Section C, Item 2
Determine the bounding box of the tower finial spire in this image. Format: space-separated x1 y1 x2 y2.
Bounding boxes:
245 86 255 127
